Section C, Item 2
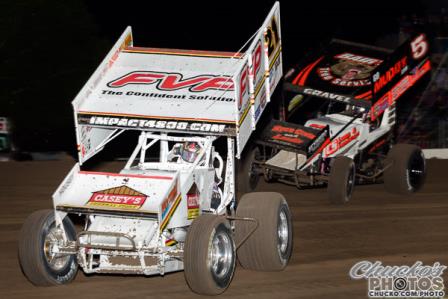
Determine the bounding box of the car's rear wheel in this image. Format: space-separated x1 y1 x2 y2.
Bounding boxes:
235 192 292 271
384 144 426 194
237 147 261 195
18 209 78 286
328 156 356 204
184 214 235 295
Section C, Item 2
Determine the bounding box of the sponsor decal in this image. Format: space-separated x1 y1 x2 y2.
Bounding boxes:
303 88 353 103
80 115 229 134
334 53 383 66
308 128 328 153
161 183 178 220
265 15 280 59
371 94 390 120
254 92 267 121
58 172 75 196
349 260 446 298
324 127 360 156
308 123 326 129
238 62 250 111
165 239 177 247
373 56 408 93
187 193 200 220
317 52 382 87
370 60 430 120
160 181 181 231
368 138 387 154
107 71 234 92
269 52 282 89
272 134 303 145
238 41 263 111
100 89 234 102
108 31 133 69
271 124 316 145
86 185 148 209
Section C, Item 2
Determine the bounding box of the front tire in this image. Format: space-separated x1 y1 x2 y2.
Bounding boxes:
184 214 236 295
235 192 292 271
384 144 426 194
328 156 356 204
18 209 78 286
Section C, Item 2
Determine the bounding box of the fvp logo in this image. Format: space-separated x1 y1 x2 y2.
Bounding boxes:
107 71 234 92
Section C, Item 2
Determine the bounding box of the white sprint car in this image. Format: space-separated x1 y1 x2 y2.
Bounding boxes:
18 3 292 295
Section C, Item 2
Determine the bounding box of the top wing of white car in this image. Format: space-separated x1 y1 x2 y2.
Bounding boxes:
75 42 243 133
72 2 283 164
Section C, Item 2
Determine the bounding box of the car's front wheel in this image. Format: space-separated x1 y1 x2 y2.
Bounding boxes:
328 156 356 204
184 214 236 295
18 209 78 286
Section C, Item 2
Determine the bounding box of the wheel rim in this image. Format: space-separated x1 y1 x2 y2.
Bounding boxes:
277 209 289 256
43 226 71 271
209 230 233 280
407 151 425 190
346 164 355 199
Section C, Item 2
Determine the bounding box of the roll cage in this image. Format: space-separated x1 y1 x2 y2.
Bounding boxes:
123 132 234 214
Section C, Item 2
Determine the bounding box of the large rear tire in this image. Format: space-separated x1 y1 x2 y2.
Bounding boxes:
384 144 426 194
237 147 260 195
328 156 356 204
18 209 78 286
184 214 236 295
235 192 292 271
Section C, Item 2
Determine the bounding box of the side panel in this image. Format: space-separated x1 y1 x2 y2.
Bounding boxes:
370 59 431 120
235 63 252 158
251 2 282 123
73 27 133 164
163 168 214 230
236 2 283 157
159 177 182 231
77 125 117 163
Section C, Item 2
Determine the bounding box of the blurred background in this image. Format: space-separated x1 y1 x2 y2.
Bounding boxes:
0 0 447 160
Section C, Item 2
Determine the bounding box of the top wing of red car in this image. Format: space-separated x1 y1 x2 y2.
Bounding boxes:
283 33 431 119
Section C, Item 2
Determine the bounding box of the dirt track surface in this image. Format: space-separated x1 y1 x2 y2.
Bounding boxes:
1 159 447 298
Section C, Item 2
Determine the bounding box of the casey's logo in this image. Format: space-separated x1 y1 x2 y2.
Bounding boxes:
87 185 148 209
107 71 234 92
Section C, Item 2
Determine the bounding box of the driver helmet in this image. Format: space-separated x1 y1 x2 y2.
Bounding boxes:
180 142 202 163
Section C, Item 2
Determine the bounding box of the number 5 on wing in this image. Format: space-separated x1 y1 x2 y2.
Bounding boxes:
411 34 428 60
